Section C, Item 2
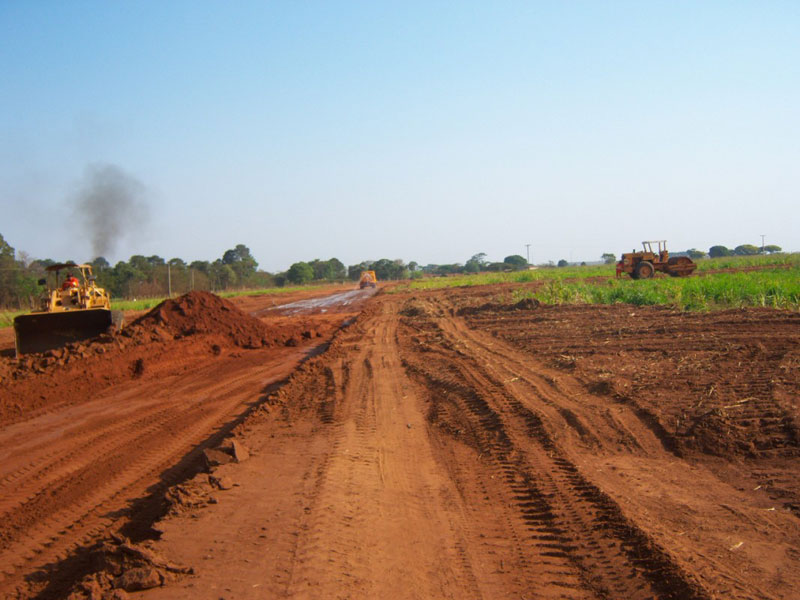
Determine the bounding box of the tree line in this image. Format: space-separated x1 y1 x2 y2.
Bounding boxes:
599 243 783 265
0 232 423 309
0 230 786 310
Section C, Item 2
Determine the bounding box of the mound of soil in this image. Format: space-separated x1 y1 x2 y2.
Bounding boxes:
127 291 278 349
456 297 540 316
0 292 338 427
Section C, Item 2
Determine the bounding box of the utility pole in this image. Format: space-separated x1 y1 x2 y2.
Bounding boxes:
760 234 766 254
525 244 531 265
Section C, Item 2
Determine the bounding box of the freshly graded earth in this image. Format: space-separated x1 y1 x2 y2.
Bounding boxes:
0 282 797 599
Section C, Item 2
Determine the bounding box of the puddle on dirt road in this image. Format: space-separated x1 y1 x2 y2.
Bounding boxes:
255 288 378 316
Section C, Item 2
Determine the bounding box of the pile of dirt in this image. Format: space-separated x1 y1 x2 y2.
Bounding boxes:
127 291 277 349
66 535 192 599
456 297 540 316
0 292 338 426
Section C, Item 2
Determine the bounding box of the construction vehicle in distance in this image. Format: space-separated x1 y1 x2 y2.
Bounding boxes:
13 263 123 356
616 240 697 280
359 270 377 289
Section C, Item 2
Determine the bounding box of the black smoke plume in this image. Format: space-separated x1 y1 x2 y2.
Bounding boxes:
72 163 150 259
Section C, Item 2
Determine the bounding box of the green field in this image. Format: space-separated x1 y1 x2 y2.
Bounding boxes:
395 253 800 311
528 268 800 310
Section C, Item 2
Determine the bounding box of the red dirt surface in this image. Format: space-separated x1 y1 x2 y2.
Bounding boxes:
1 284 799 599
0 289 367 599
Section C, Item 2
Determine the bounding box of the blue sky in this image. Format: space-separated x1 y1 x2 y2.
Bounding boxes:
2 1 798 271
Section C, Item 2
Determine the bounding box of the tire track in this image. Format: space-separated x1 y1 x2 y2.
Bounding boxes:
398 298 709 600
0 352 307 597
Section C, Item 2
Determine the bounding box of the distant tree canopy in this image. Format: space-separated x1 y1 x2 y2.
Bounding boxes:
764 245 782 254
557 259 568 267
286 262 314 284
686 249 705 260
601 253 616 264
222 243 258 283
308 258 346 281
734 244 760 256
503 255 527 269
0 237 280 308
465 252 488 273
709 245 733 258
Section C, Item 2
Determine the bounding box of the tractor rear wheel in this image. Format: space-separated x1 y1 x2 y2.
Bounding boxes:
634 261 654 279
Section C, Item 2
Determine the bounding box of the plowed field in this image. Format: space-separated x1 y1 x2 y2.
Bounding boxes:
1 283 798 599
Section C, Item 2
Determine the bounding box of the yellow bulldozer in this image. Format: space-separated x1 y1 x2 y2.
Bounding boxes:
359 270 377 289
13 263 123 356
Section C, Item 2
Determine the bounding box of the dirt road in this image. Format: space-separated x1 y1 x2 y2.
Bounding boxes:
1 284 798 599
137 292 798 600
0 289 371 599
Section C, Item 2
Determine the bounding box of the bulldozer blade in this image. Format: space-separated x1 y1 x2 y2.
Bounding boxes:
14 309 113 356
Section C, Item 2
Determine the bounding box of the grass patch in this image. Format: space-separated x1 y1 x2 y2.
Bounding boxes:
530 268 800 310
394 264 613 292
696 252 799 271
0 310 26 329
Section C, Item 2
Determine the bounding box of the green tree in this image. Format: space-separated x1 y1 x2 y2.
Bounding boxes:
734 244 759 256
709 245 732 258
91 256 110 271
503 255 527 269
287 262 314 284
601 253 616 264
557 259 568 267
764 244 782 254
465 252 488 273
210 260 237 289
326 258 346 280
686 249 705 260
0 233 18 307
189 260 211 273
373 258 408 280
348 262 371 281
222 244 258 283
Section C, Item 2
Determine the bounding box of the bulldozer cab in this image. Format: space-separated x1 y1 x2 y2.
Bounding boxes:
37 263 108 313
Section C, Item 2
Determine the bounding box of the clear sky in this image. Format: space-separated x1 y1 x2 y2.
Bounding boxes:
2 1 798 271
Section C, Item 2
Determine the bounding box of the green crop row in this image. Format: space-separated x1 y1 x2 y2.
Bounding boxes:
695 252 800 271
527 268 800 311
394 264 614 292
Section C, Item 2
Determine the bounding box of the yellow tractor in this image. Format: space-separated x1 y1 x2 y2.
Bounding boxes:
359 270 377 289
616 240 697 280
13 263 122 356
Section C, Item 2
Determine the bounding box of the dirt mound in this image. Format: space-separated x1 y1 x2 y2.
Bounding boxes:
0 292 343 427
456 297 540 316
129 291 276 349
66 535 192 599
